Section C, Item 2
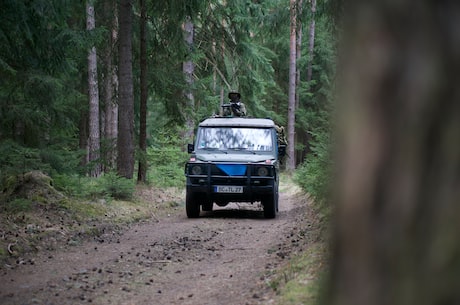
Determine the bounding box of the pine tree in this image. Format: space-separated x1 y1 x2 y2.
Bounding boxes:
287 0 298 171
86 0 102 177
117 0 135 179
138 0 148 183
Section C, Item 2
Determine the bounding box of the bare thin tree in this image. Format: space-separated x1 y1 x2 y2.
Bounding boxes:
138 0 148 183
287 0 297 171
86 0 101 177
117 0 135 179
103 0 118 173
306 0 316 83
183 15 195 142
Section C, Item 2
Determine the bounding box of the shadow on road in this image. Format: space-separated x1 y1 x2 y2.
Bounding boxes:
201 209 266 219
197 202 280 219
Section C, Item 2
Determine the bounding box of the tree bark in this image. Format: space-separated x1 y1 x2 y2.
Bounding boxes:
117 0 135 179
295 0 303 166
183 16 195 142
298 0 316 165
137 0 148 183
306 0 316 83
103 0 118 173
329 2 460 305
287 0 297 171
86 0 101 177
295 0 303 110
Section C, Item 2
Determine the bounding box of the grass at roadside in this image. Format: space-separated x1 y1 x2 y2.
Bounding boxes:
270 174 330 305
273 241 328 305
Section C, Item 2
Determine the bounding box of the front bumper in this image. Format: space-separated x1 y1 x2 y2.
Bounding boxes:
185 162 276 202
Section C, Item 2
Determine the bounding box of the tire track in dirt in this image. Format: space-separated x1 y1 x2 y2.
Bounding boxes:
0 190 312 305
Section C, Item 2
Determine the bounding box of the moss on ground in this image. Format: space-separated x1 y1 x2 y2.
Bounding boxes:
0 174 184 267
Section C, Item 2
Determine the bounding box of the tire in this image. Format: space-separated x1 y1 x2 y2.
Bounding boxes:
263 193 276 219
275 189 279 212
186 192 200 218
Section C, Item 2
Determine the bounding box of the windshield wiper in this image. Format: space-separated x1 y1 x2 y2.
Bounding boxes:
200 147 228 153
227 147 248 150
226 147 257 154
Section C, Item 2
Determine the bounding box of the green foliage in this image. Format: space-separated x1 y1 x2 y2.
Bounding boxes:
0 140 49 191
0 140 85 197
294 131 333 208
1 198 33 213
147 129 189 188
53 172 135 200
0 0 338 208
98 172 136 200
0 140 44 174
0 0 85 148
52 174 91 198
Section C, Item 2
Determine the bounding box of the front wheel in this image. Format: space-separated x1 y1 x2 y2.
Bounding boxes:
263 193 276 219
186 192 200 218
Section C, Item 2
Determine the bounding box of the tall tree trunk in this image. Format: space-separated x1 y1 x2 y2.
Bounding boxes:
137 0 148 183
117 0 134 179
287 0 297 171
306 0 316 83
86 0 101 177
295 0 303 165
212 39 217 94
295 0 303 110
103 0 118 173
298 0 316 165
328 2 460 305
183 16 195 142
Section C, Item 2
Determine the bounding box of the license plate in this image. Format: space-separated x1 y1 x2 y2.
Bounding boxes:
214 186 243 193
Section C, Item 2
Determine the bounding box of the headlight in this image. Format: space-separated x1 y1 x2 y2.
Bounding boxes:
191 165 202 175
257 166 269 176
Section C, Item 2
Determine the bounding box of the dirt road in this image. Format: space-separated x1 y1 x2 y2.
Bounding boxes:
0 188 313 305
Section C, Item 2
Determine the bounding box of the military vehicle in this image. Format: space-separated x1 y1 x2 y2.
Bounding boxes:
185 117 286 218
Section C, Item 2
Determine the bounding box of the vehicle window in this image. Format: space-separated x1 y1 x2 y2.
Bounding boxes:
197 127 273 152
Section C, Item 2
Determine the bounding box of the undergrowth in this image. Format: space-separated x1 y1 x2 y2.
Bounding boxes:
147 130 188 188
273 242 329 305
53 172 135 200
270 176 330 305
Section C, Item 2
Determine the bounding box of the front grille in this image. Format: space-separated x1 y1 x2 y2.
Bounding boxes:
211 164 225 175
187 163 275 184
211 177 247 186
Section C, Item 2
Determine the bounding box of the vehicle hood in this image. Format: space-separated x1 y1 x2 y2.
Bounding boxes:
195 152 275 163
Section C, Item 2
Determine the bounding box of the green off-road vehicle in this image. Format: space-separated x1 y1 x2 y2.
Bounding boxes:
185 117 286 218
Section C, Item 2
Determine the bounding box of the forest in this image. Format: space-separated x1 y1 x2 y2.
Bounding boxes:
2 0 460 304
0 0 335 203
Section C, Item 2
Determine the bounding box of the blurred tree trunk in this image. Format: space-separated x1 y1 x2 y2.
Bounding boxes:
329 2 460 305
86 0 101 177
103 0 118 173
137 0 148 183
287 0 297 171
117 0 135 179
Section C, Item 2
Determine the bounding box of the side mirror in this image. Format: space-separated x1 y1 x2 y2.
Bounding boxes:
187 143 194 154
278 144 286 157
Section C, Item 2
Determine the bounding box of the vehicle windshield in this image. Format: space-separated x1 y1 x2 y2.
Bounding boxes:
196 127 274 152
